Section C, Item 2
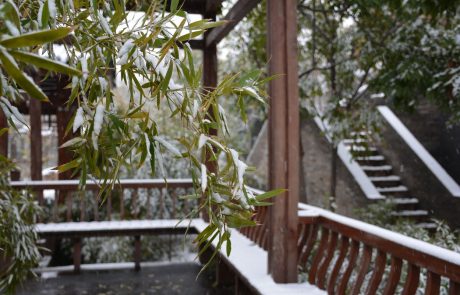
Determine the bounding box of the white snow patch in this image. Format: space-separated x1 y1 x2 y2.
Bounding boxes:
73 107 84 133
200 164 207 193
154 136 181 157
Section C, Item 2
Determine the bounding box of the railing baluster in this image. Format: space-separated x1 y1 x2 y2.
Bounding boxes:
79 191 85 222
297 223 309 257
299 223 318 267
119 189 124 220
94 190 99 221
147 189 152 219
337 240 360 294
53 190 59 222
132 189 138 219
366 249 386 295
351 244 373 295
159 188 165 219
424 271 440 295
66 191 72 221
107 192 112 221
172 190 177 219
402 263 420 295
449 280 460 295
317 231 338 289
308 227 329 285
383 256 403 295
255 207 268 247
327 235 349 294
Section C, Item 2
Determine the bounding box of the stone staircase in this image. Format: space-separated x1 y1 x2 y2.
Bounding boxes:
343 137 436 230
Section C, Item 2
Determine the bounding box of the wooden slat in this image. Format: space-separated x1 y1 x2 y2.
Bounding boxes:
321 217 460 282
308 228 329 284
402 263 420 295
299 224 318 267
73 238 81 273
327 236 350 294
79 192 86 222
205 0 261 47
94 192 99 221
337 240 360 294
107 193 112 221
134 235 141 271
317 231 338 289
383 256 403 295
297 223 309 257
120 189 125 220
159 188 165 219
352 244 373 295
425 271 440 295
366 250 386 294
147 189 152 219
66 193 72 221
449 280 460 295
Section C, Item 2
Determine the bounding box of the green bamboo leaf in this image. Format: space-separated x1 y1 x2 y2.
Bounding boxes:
0 49 48 102
170 0 179 12
0 27 73 48
56 159 80 173
0 127 8 137
255 188 286 201
9 51 82 76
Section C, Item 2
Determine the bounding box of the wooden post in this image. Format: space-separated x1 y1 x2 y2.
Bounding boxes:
134 235 141 271
202 7 218 223
267 0 300 283
73 238 82 273
0 108 7 158
30 99 43 205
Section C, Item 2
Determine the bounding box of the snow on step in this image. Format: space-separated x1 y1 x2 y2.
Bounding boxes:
35 219 198 233
377 186 408 193
342 138 368 144
361 165 392 171
192 219 326 295
416 223 438 229
369 175 401 182
346 146 377 152
389 198 419 205
391 210 429 217
356 155 385 161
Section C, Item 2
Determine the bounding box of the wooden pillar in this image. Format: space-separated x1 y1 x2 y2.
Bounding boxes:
267 0 300 283
202 8 218 222
0 108 7 158
73 238 82 273
134 235 141 271
30 99 43 204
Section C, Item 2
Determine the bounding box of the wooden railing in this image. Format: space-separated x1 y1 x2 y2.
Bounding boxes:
10 179 195 223
297 203 460 294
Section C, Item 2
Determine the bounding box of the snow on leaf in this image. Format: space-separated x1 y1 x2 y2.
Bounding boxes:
154 136 181 157
73 107 84 133
198 134 208 149
201 164 207 193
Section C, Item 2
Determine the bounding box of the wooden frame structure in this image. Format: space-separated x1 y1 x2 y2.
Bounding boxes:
1 0 305 288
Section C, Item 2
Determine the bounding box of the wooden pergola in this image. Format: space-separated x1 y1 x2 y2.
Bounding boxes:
0 0 300 283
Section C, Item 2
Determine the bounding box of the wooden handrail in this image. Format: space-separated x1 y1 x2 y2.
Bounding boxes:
298 203 460 293
11 179 195 224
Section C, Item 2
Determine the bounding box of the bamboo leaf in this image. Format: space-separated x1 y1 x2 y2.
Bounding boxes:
9 51 81 76
255 188 286 201
0 49 48 102
0 27 73 48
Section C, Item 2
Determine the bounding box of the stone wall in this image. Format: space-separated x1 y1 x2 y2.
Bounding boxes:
300 119 371 217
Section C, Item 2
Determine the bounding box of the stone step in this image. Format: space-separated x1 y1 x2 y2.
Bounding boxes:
347 146 379 157
416 222 438 231
377 185 409 197
361 165 393 176
355 155 386 166
391 210 430 223
387 197 419 210
369 175 402 186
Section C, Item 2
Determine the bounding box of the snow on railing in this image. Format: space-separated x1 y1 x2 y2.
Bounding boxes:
297 203 460 293
378 105 460 198
313 117 383 200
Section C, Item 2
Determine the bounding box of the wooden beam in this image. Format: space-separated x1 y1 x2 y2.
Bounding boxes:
30 99 43 199
202 7 219 222
205 0 261 48
267 0 300 283
0 109 7 158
